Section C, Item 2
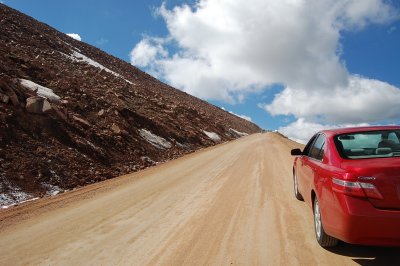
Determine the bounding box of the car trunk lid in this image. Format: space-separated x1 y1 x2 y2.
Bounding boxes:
341 158 400 210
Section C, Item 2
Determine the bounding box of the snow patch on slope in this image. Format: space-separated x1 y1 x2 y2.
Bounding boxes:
43 183 62 196
64 51 134 85
19 79 61 102
62 40 81 52
203 130 221 142
229 128 248 137
139 129 172 149
0 182 36 209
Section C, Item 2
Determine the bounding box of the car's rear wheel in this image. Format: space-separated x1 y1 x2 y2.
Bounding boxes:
313 197 338 247
293 171 303 201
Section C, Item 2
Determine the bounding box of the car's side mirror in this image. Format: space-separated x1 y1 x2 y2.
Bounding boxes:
291 148 302 156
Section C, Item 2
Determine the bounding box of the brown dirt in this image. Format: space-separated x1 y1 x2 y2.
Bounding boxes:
0 3 260 203
1 133 398 265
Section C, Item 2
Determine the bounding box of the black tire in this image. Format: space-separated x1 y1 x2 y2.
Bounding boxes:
293 171 304 201
313 197 339 247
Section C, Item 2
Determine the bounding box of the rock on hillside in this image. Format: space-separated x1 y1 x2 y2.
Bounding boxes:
0 4 261 207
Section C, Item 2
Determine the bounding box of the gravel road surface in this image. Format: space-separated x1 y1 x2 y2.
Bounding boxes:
1 133 399 265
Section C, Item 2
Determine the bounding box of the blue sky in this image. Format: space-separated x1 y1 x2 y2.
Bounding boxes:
3 1 172 59
3 0 400 142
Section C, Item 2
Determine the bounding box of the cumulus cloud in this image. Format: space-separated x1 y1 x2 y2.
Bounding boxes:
130 37 168 68
278 118 370 144
66 33 82 41
261 76 400 124
130 0 400 139
338 0 399 29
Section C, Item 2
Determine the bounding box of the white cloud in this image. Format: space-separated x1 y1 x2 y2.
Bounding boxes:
229 111 252 122
338 0 399 29
66 33 82 41
129 37 168 69
130 0 400 139
262 75 400 124
219 106 252 121
278 118 370 144
96 38 109 46
130 0 398 99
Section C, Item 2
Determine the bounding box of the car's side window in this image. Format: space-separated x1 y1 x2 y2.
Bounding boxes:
308 134 326 161
303 134 317 155
388 132 400 144
315 142 326 161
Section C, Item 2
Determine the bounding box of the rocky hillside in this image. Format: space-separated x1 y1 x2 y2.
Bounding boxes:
0 4 261 207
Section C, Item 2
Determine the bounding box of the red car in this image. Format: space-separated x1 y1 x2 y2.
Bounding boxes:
291 126 400 247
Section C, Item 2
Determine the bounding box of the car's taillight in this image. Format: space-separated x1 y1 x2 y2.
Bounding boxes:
332 178 383 199
359 182 384 199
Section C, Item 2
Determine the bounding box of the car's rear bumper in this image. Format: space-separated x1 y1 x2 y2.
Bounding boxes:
325 194 400 246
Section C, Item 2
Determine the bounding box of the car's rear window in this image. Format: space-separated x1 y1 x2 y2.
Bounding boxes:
334 130 400 159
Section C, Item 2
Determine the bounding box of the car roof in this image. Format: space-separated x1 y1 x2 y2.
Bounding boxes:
321 126 400 137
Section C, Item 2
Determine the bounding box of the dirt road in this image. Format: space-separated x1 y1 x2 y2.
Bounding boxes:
1 133 399 265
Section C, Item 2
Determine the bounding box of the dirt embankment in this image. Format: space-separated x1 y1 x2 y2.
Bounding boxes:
0 3 261 206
